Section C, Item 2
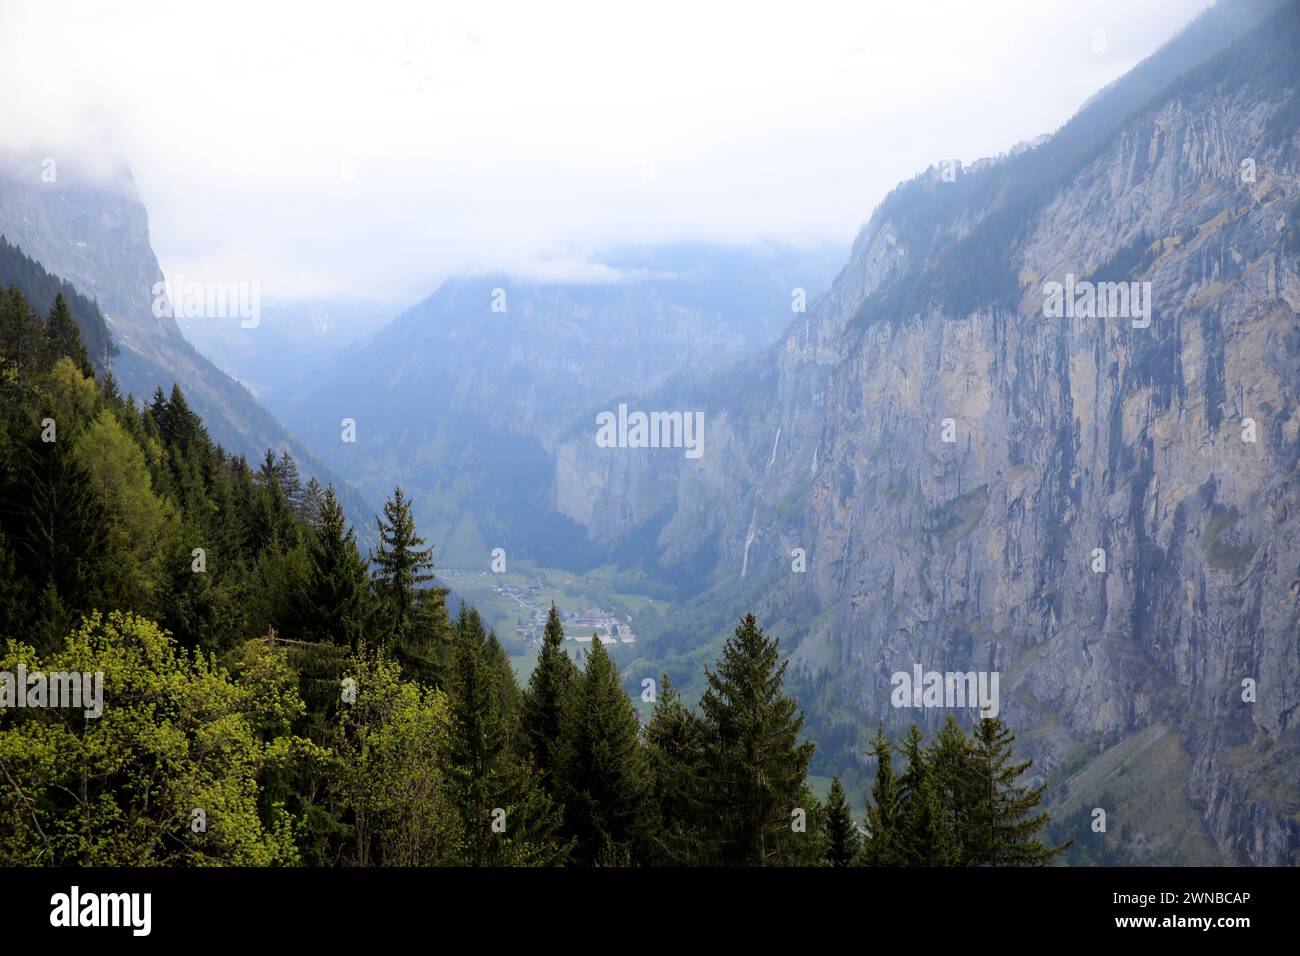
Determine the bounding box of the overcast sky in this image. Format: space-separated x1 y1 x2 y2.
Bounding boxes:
1 0 1210 304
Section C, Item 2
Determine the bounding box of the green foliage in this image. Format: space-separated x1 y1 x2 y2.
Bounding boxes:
0 238 116 373
554 634 652 865
370 486 435 647
862 718 1068 867
446 606 566 866
644 676 709 865
328 646 461 865
0 612 300 865
521 603 578 786
820 776 860 866
72 408 177 610
697 613 816 865
863 723 903 865
293 486 373 650
967 717 1071 866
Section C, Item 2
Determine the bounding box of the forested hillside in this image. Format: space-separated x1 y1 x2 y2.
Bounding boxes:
0 284 1063 866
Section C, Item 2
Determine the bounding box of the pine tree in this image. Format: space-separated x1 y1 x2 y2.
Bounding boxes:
896 725 957 866
521 603 579 786
968 717 1070 866
928 715 980 864
160 384 208 458
370 486 434 645
863 723 902 866
446 605 565 866
101 370 121 404
256 448 279 486
277 451 305 519
820 776 861 866
44 293 92 376
698 613 815 866
554 634 652 865
0 287 49 402
0 422 110 638
644 675 709 866
297 486 372 648
302 477 325 527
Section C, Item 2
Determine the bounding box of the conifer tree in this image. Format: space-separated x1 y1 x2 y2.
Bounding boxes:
821 776 860 866
101 370 121 404
928 715 980 863
554 634 652 865
369 486 434 645
257 448 279 486
863 723 902 866
160 384 208 458
446 605 565 866
0 286 46 401
44 293 92 376
302 477 325 527
896 725 958 866
522 603 579 785
967 717 1069 866
698 613 814 865
297 486 371 648
1 423 110 637
644 676 709 866
277 451 305 519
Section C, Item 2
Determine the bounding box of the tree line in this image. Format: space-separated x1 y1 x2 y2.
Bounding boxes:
0 284 1066 866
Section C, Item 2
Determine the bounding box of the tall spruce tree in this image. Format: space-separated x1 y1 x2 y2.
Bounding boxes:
897 725 957 866
928 715 980 864
521 603 579 786
967 717 1069 866
644 676 709 866
369 486 434 645
820 776 861 866
446 605 565 866
302 477 325 527
554 634 652 865
0 286 46 402
298 485 371 648
698 613 815 866
277 451 305 520
1 422 110 641
44 294 92 377
863 723 902 866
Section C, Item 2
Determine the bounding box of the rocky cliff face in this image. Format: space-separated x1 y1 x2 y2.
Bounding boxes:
551 0 1300 863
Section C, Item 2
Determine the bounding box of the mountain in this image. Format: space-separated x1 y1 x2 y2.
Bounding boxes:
549 0 1300 863
0 157 374 531
178 296 399 409
280 242 844 568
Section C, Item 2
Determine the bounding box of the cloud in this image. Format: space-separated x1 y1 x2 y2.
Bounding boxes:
0 0 1211 302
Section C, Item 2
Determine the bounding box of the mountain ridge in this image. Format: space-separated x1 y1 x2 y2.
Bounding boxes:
547 0 1300 863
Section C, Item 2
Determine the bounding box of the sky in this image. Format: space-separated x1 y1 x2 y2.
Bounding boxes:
0 0 1211 305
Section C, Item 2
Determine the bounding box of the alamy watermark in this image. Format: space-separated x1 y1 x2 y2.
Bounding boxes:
151 274 261 328
595 403 704 459
891 665 999 718
1042 274 1151 329
0 666 104 718
50 886 150 936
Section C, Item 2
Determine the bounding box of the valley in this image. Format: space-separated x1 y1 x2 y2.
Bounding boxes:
2 0 1297 870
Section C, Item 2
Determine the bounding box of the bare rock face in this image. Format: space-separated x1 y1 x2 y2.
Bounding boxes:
551 2 1300 863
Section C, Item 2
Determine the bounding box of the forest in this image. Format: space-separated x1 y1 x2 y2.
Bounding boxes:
0 285 1067 866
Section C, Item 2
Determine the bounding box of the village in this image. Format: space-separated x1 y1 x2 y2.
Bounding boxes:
493 582 637 646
